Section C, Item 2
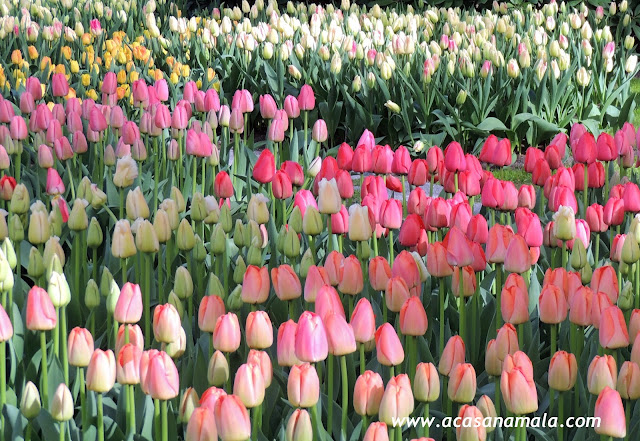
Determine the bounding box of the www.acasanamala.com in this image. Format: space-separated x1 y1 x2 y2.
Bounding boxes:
392 415 602 429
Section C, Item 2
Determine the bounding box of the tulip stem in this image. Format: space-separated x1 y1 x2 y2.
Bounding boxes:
439 277 445 355
423 403 430 438
54 307 60 359
161 399 168 441
636 262 640 310
395 426 401 441
154 399 161 440
558 392 564 441
401 176 407 217
61 306 68 385
145 253 151 347
310 400 322 441
41 331 48 408
25 423 31 441
359 343 365 375
562 241 567 270
494 377 501 417
388 230 394 266
154 137 159 213
340 356 348 441
97 393 104 441
79 367 87 433
59 421 65 441
225 352 232 392
328 354 334 438
251 407 258 441
495 264 502 334
459 269 465 346
0 341 5 416
288 300 295 320
408 336 417 384
192 157 197 206
129 384 136 435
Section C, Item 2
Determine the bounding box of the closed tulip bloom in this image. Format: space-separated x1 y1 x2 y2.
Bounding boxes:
317 178 341 215
444 227 472 268
325 313 356 356
375 323 404 366
117 343 142 385
501 365 538 415
503 235 532 274
485 340 502 376
400 297 428 336
51 73 69 97
495 324 519 364
284 95 300 118
295 311 328 363
113 156 139 188
241 265 270 304
575 132 597 164
604 197 625 226
443 141 466 172
548 351 577 391
438 336 466 376
287 363 319 408
517 185 536 209
271 264 301 301
324 251 345 286
247 350 272 388
591 292 614 329
213 313 241 353
515 208 543 247
452 266 476 298
312 119 328 143
348 204 373 242
594 387 626 438
486 224 514 264
297 85 315 111
588 355 617 395
447 363 476 403
481 178 504 210
234 362 265 408
600 306 629 349
466 215 489 244
214 172 234 199
303 266 330 303
46 168 65 196
385 277 410 313
369 256 392 291
273 170 293 200
363 422 389 441
116 324 144 355
338 255 364 295
354 371 384 415
426 197 450 230
411 362 439 403
456 405 487 441
331 205 349 234
538 285 568 324
350 298 376 344
285 409 312 441
426 242 453 278
379 374 414 425
316 286 345 322
86 349 116 393
68 327 94 367
186 407 218 441
501 274 529 324
153 303 181 343
140 350 180 400
617 361 640 400
379 199 402 230
629 310 640 341
114 282 142 324
398 214 425 247
50 383 73 422
26 286 56 331
214 395 251 441
277 320 300 367
246 311 273 349
591 265 619 303
198 295 225 334
586 204 607 232
253 149 276 184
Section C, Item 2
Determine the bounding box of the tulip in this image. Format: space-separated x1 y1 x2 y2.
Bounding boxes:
214 394 251 441
295 311 328 363
501 364 538 415
501 274 529 325
288 363 320 408
186 407 218 441
245 311 273 349
213 313 241 354
588 355 617 395
456 405 487 441
599 306 629 349
548 351 577 391
379 374 414 429
447 363 476 403
438 336 465 376
114 282 142 324
375 323 404 368
363 422 389 441
241 265 270 304
68 327 94 367
50 383 73 422
594 387 626 438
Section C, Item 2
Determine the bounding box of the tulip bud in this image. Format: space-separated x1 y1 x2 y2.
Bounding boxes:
208 350 229 386
20 381 41 420
302 207 323 236
50 384 73 422
85 279 100 309
27 247 44 280
8 214 23 243
179 388 199 423
176 218 196 251
570 239 587 270
174 266 194 300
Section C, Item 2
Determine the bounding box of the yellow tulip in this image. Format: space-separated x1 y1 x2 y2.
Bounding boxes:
27 46 38 60
81 74 91 87
70 60 79 74
11 50 23 65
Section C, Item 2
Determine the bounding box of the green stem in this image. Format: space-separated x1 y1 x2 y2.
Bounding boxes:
25 423 31 441
340 356 348 441
328 354 334 438
0 341 5 419
54 307 60 359
97 393 104 441
359 343 365 375
154 399 161 441
562 241 567 270
145 254 151 347
288 300 295 320
439 277 445 355
61 307 68 385
558 392 564 441
388 230 394 266
496 264 502 333
401 176 407 217
79 367 87 433
59 422 65 441
459 268 465 346
41 332 48 409
408 336 417 385
310 401 322 441
495 377 501 417
583 165 588 217
423 402 430 438
395 426 401 441
252 407 258 441
161 399 168 441
154 137 159 213
129 384 136 434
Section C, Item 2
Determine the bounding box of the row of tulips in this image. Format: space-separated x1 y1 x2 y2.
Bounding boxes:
0 63 638 441
0 0 638 149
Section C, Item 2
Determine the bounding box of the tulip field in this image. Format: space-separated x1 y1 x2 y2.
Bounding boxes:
1 0 640 440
